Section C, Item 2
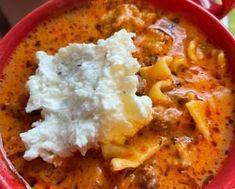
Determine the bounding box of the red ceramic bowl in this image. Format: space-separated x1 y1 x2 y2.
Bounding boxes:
0 0 235 188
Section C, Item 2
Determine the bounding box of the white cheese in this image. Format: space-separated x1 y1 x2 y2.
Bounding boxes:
20 29 153 163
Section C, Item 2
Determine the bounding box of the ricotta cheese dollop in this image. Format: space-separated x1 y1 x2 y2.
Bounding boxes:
20 29 153 163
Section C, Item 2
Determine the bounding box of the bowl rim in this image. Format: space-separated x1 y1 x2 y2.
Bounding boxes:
0 0 235 189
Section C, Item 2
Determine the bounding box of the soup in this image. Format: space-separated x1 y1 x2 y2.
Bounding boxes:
0 0 235 188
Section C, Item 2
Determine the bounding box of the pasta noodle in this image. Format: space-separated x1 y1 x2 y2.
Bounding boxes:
102 133 165 171
169 56 188 72
149 80 173 104
140 56 173 80
211 49 226 68
217 51 226 69
187 92 197 101
186 100 210 139
187 40 198 62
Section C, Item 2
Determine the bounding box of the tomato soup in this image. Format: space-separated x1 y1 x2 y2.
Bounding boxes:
0 0 234 188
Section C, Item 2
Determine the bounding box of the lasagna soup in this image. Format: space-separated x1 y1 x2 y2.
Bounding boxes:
0 0 235 188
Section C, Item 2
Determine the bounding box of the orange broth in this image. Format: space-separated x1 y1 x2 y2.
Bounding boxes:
0 0 235 188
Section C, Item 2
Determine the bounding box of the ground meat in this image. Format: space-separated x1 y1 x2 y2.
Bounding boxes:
152 106 182 129
137 162 158 189
141 56 158 67
100 4 156 34
113 4 145 31
167 88 202 105
149 18 186 56
136 76 147 96
172 136 193 144
172 136 193 167
134 27 172 61
172 75 181 88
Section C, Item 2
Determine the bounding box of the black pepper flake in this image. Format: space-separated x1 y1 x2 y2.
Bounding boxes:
172 71 177 76
228 119 234 124
0 74 6 81
202 174 214 186
26 61 32 68
214 74 221 80
0 104 6 111
167 23 176 31
143 56 158 66
28 177 37 187
190 123 196 130
88 36 95 43
49 47 55 52
106 4 112 10
212 127 220 133
96 24 102 32
211 141 217 147
174 80 181 88
56 176 67 185
35 40 41 47
164 144 170 150
125 169 135 177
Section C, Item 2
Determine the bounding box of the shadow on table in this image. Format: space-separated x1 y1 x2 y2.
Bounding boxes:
0 10 10 38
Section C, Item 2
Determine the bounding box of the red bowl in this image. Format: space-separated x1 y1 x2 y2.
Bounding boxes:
0 0 235 188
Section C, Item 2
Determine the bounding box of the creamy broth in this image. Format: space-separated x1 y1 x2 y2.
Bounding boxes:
0 0 235 188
